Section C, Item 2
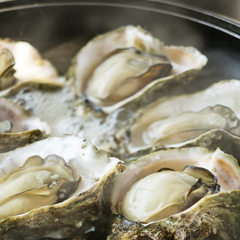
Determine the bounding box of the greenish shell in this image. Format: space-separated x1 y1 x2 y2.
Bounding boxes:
0 135 125 239
108 190 240 240
107 140 240 240
0 97 50 153
104 79 240 159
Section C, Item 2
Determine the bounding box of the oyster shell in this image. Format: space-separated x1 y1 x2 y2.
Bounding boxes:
109 146 240 240
0 135 125 239
4 79 105 139
0 39 64 96
69 25 207 113
0 97 50 153
108 79 240 156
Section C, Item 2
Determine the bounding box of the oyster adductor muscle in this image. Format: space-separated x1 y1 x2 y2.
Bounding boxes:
109 146 240 240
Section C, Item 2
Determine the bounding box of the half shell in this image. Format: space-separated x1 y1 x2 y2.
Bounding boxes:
0 135 125 239
109 145 240 240
69 25 207 113
0 97 50 153
107 79 240 156
0 39 64 96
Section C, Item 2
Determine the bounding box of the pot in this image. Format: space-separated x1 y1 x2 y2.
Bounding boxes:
0 1 240 239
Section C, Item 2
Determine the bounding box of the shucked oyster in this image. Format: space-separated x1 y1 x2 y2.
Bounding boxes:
87 47 172 105
142 105 240 145
0 97 50 153
109 146 240 240
0 154 80 218
107 79 240 156
69 25 207 113
0 49 15 91
0 39 64 96
121 165 220 222
0 135 125 239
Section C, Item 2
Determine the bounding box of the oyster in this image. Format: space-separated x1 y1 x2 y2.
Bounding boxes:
0 135 125 239
109 146 240 240
0 154 80 218
121 165 220 222
0 39 64 96
4 79 106 140
142 105 240 145
87 47 172 105
0 97 50 153
69 25 207 113
108 79 240 155
0 49 15 91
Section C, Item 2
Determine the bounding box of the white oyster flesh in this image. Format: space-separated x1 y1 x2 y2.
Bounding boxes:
129 80 240 152
0 97 50 134
111 147 240 221
74 25 207 113
0 154 80 218
0 39 64 95
121 167 217 222
87 48 171 105
142 105 240 146
0 135 123 217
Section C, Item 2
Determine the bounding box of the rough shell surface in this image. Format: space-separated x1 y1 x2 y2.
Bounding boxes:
108 145 240 240
0 135 125 239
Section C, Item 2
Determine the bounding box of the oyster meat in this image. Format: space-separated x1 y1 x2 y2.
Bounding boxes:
143 105 240 145
87 47 172 105
109 146 240 240
0 39 64 96
115 79 240 155
0 49 15 91
0 154 80 218
0 97 50 153
69 25 207 113
0 135 125 239
121 165 220 222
